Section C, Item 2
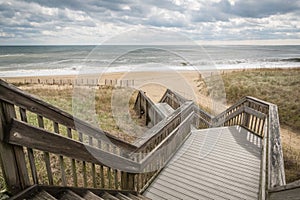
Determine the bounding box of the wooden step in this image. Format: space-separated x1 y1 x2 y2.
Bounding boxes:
31 190 57 200
57 190 85 200
101 192 120 200
83 190 104 200
136 194 152 200
127 193 151 200
115 192 132 200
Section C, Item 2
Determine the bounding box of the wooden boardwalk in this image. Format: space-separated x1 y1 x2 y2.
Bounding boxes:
144 126 262 200
1 80 293 199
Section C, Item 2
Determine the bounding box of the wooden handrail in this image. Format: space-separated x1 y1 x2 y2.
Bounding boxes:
134 90 165 126
268 104 286 188
7 119 140 173
0 79 137 152
159 89 188 109
133 101 194 151
139 112 194 169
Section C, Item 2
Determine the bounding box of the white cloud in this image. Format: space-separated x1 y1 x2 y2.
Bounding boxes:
0 0 299 44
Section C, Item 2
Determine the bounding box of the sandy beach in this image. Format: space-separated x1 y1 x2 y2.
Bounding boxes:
2 70 225 109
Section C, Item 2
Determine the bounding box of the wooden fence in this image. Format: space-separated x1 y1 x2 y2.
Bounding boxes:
5 78 135 87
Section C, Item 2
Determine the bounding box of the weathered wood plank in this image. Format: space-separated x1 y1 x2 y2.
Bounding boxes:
133 101 193 150
19 108 39 185
268 105 286 188
57 189 85 200
0 79 137 152
100 165 104 188
83 191 104 200
31 190 57 200
37 115 54 185
7 119 140 173
139 112 193 169
92 163 96 188
271 181 300 200
2 103 30 189
82 161 87 187
66 127 77 187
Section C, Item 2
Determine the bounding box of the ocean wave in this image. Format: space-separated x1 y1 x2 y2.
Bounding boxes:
280 58 300 62
0 54 25 57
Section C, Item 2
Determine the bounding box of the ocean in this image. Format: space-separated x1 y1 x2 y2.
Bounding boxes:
0 45 299 77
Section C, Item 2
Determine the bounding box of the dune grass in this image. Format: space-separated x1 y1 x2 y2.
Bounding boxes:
222 68 300 132
21 85 144 143
197 67 300 183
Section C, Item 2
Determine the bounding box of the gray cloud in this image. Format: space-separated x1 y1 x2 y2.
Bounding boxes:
0 0 299 44
228 0 300 18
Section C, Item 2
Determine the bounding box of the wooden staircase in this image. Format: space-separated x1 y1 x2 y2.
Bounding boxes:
1 79 298 199
10 185 150 200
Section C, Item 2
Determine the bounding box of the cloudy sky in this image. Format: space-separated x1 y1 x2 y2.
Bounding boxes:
0 0 300 45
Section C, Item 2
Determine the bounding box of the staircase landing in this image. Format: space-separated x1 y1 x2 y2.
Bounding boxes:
143 126 263 200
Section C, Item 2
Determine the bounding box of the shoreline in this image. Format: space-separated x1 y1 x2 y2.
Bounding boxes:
2 66 299 81
1 66 299 80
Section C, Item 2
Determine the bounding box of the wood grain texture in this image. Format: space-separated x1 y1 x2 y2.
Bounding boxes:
7 119 140 173
0 79 136 152
268 105 286 188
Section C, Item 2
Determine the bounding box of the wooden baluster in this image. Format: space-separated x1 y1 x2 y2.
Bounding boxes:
106 143 112 188
113 146 118 189
53 122 67 186
83 161 87 187
92 163 97 188
114 169 118 189
100 165 104 188
121 171 127 190
89 136 96 188
260 119 265 137
108 167 112 188
97 139 102 150
19 108 39 185
78 132 87 187
67 128 77 187
37 115 53 185
253 116 258 133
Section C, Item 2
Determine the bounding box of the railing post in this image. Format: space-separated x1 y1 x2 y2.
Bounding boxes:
243 102 250 128
0 102 30 194
121 172 136 191
268 104 286 188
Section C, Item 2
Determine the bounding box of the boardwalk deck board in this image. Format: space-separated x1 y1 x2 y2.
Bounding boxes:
155 103 174 117
143 126 262 200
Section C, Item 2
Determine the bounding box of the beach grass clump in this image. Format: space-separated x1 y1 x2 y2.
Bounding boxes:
283 146 300 183
21 85 143 143
222 68 300 132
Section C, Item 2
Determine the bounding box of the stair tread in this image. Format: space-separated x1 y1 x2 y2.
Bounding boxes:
101 192 120 200
58 190 85 200
31 190 57 200
83 191 104 200
137 194 152 200
116 192 132 200
127 193 143 200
